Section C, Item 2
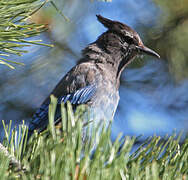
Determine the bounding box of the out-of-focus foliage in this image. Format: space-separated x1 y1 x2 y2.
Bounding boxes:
0 0 52 69
145 0 188 81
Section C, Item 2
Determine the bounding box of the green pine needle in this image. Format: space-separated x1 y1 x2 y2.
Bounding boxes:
0 98 188 179
0 0 53 69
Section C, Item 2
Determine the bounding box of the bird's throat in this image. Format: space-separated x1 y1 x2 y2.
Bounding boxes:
116 53 137 80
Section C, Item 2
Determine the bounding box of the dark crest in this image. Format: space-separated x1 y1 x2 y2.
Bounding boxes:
96 15 143 46
96 15 160 58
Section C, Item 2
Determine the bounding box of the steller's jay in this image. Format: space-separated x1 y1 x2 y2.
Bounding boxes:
28 15 160 137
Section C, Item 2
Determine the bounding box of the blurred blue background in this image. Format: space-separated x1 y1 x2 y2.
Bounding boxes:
1 0 188 141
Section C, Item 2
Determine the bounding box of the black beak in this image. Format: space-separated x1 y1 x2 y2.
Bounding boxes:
136 45 160 58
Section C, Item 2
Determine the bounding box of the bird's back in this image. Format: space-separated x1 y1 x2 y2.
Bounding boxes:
28 61 119 136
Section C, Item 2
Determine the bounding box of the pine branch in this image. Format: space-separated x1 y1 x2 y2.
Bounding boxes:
1 98 188 179
0 0 52 69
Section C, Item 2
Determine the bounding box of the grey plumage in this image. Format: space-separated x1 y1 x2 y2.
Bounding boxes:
28 15 160 137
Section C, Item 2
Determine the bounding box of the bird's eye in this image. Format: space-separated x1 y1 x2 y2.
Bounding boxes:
122 36 138 45
112 30 138 45
123 36 134 44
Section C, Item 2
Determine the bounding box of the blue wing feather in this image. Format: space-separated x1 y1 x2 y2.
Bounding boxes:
28 84 96 135
59 84 96 104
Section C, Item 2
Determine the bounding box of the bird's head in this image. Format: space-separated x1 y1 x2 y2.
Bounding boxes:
96 15 160 60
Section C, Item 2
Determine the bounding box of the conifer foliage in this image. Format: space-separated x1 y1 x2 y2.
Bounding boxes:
0 0 51 69
0 96 188 179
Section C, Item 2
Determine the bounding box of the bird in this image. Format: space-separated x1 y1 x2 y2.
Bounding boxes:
28 15 160 137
